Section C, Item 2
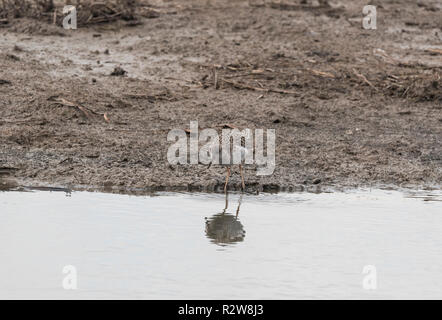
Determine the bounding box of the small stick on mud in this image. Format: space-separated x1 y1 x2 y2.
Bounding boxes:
165 76 202 87
221 79 298 95
48 96 109 122
373 48 398 65
306 68 335 79
352 68 378 91
426 49 442 55
371 48 438 69
48 97 93 119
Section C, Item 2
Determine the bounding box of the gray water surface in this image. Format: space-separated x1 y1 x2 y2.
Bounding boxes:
0 189 441 299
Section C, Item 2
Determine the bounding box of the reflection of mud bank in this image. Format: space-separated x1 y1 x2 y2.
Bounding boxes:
0 1 440 193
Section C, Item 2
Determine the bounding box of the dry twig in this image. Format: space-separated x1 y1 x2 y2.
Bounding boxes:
221 78 298 95
48 96 110 122
306 68 335 79
352 68 378 91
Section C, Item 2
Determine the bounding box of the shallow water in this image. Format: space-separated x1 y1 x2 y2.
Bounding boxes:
0 189 441 299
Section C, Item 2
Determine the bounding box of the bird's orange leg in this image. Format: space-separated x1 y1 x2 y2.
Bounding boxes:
224 167 231 193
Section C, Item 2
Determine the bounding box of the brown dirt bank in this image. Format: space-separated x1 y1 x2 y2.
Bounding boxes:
0 0 441 193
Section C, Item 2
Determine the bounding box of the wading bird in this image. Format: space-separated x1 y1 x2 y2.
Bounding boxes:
206 140 250 193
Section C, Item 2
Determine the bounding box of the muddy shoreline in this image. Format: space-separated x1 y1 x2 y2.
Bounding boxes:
0 0 441 194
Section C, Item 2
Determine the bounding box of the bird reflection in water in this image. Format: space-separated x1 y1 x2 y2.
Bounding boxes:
205 192 245 246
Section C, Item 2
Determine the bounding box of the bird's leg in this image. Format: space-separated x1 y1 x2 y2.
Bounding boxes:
224 167 231 193
239 164 245 191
